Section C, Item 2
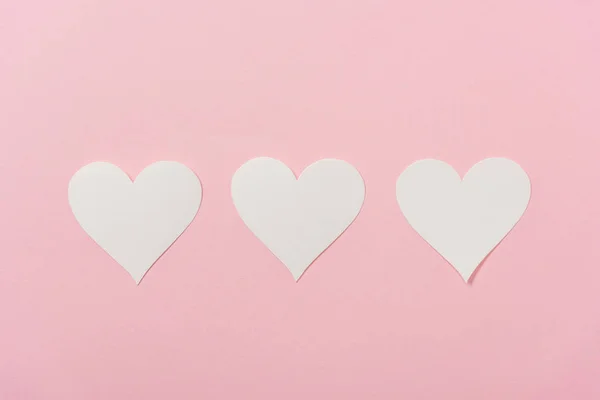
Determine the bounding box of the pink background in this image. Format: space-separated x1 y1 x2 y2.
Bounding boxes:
1 0 600 399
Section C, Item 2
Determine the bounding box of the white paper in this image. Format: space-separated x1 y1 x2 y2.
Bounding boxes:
396 158 530 281
68 161 202 283
232 157 365 281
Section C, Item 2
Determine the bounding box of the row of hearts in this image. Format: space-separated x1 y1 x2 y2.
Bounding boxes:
69 157 532 284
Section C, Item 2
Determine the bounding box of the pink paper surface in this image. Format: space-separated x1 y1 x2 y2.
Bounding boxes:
1 1 600 399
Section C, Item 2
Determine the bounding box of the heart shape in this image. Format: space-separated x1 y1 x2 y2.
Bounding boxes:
68 161 202 283
396 158 530 281
232 157 365 281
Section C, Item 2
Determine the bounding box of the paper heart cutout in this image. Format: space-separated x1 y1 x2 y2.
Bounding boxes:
232 157 365 281
68 161 202 283
396 158 531 281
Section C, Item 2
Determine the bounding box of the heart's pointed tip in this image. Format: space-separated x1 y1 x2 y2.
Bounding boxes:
132 273 144 285
291 270 305 282
461 268 480 284
455 268 474 284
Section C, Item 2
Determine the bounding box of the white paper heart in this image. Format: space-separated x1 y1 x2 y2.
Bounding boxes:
231 157 365 281
68 161 202 283
396 158 530 281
